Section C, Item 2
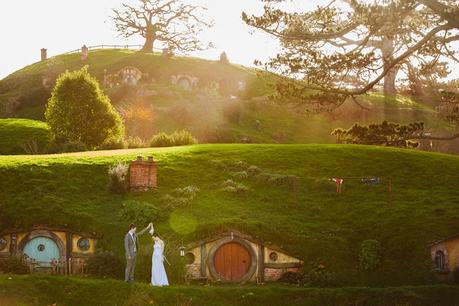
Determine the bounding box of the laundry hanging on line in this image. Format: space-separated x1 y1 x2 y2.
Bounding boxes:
330 177 381 193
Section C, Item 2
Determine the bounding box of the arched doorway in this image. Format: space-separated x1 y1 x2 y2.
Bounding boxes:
213 242 252 282
23 237 60 267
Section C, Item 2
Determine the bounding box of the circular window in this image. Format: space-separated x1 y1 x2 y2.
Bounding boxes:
0 237 7 251
77 238 90 251
269 252 278 262
37 244 45 252
185 252 195 265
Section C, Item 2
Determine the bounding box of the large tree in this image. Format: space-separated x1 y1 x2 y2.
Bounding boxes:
243 0 459 108
112 0 213 53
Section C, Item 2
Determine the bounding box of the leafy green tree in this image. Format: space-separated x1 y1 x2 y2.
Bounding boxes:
45 67 124 149
332 121 424 148
244 0 459 108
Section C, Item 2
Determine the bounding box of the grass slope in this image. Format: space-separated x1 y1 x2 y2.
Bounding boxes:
2 275 459 306
1 144 459 286
0 49 452 146
0 118 52 154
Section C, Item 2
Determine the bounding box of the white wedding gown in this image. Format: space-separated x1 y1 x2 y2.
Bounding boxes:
151 241 169 286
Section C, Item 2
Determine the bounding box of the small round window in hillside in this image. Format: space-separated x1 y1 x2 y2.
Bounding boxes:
185 252 195 265
37 244 45 252
0 237 7 251
77 238 90 251
269 252 278 262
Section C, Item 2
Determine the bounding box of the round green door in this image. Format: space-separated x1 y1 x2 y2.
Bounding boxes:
23 237 60 266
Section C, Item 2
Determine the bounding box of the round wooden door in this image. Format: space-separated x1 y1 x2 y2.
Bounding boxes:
214 242 251 281
23 237 60 267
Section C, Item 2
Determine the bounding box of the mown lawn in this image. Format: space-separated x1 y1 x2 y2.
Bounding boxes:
1 144 459 286
1 275 459 306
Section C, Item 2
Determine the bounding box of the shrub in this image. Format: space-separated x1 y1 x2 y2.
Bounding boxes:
98 136 127 150
86 251 124 279
171 130 198 146
119 200 160 225
279 271 304 285
303 261 336 287
230 171 249 179
150 130 197 147
223 101 242 124
359 240 382 271
222 179 249 193
150 132 175 147
51 140 88 153
45 67 124 149
0 257 30 274
108 163 129 194
126 136 147 148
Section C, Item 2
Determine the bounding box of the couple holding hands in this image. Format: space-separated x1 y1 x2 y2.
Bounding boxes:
124 222 169 286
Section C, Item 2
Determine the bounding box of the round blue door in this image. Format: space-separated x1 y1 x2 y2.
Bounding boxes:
23 237 60 266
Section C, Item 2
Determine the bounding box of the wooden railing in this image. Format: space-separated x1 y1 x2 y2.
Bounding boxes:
25 257 88 276
60 44 164 55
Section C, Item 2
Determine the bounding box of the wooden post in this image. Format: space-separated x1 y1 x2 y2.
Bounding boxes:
257 244 265 283
200 241 206 278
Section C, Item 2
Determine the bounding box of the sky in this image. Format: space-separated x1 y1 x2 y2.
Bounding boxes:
0 0 317 79
0 0 457 80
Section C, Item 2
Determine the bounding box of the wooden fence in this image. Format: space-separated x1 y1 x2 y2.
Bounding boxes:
25 257 88 276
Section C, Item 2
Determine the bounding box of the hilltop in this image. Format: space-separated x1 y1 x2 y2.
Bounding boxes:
0 49 453 150
1 144 458 286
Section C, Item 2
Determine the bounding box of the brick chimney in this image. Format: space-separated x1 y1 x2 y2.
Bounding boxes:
41 48 47 61
129 156 157 191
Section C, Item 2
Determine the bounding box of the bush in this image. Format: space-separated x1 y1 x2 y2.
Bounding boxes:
171 130 198 146
150 132 174 147
86 251 124 279
108 163 129 194
303 261 336 287
279 271 304 285
359 240 382 271
45 67 124 149
51 140 88 153
150 130 197 147
223 101 242 124
98 136 127 150
126 136 147 148
0 257 30 274
222 179 249 193
119 200 160 226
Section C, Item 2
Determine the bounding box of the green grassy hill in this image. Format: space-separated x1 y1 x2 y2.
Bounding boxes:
1 144 459 286
2 275 459 306
0 49 453 147
0 118 52 154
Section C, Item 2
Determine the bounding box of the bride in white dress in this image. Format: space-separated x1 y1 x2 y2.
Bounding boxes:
151 235 169 286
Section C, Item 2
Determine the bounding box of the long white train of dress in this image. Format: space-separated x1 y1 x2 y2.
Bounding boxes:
151 242 169 286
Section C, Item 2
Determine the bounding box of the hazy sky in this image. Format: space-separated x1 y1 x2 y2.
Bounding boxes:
0 0 318 79
0 0 457 79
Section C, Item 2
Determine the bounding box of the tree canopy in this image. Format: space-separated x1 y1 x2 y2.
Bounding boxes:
243 0 459 112
45 67 124 149
112 0 214 53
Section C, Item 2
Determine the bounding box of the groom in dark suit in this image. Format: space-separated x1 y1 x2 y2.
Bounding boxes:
124 223 150 283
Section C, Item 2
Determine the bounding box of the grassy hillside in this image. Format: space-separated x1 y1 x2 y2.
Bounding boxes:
0 49 453 146
1 144 459 286
2 275 459 306
0 118 52 154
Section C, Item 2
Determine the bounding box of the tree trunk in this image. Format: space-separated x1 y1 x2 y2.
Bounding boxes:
383 68 398 95
381 37 398 95
141 27 155 53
